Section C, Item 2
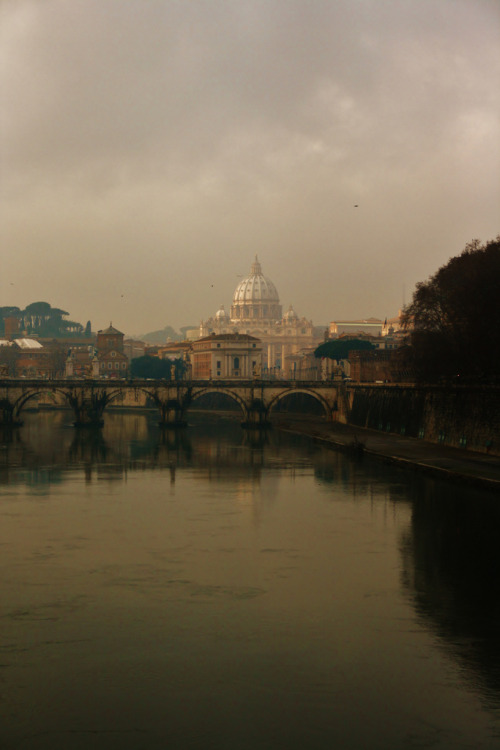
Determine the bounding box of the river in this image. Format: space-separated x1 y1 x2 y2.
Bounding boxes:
1 411 499 749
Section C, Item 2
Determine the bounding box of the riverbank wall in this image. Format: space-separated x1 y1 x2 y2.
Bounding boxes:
344 384 499 456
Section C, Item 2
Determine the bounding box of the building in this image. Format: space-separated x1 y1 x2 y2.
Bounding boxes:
96 324 124 354
381 311 405 336
65 324 129 378
191 333 262 379
123 339 147 361
3 316 20 339
0 337 54 377
348 348 413 383
329 318 384 338
95 324 128 378
199 257 322 376
65 346 98 378
157 341 193 361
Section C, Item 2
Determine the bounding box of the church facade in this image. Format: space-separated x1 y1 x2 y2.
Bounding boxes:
199 257 322 376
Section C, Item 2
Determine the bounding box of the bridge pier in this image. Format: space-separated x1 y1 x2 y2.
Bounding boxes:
241 399 271 429
157 400 187 428
158 409 187 429
0 379 341 430
0 399 22 426
66 389 109 427
153 386 192 428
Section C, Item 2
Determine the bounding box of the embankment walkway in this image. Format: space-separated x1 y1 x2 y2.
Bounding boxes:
273 416 500 491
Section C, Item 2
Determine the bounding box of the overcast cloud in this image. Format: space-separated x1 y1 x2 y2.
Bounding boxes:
1 0 499 335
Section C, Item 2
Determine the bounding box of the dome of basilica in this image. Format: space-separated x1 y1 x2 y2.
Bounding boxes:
283 305 299 322
232 257 280 304
230 257 282 323
215 304 229 320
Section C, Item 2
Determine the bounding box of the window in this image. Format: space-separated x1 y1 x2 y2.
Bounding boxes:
217 361 221 369
108 362 112 369
233 357 240 370
111 351 116 357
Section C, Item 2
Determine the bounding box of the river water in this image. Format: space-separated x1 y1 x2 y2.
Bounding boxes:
1 411 499 749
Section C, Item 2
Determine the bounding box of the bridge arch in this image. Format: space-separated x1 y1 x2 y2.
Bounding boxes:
0 379 340 429
189 386 248 420
266 388 334 420
3 386 72 423
104 386 152 407
106 385 190 427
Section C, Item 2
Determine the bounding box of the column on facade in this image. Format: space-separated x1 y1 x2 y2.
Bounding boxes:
267 343 273 369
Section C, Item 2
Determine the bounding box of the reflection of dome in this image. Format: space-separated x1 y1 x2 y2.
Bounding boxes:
283 305 298 322
230 256 282 323
215 304 229 320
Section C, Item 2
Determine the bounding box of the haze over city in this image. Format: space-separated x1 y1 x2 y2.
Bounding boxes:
2 0 499 336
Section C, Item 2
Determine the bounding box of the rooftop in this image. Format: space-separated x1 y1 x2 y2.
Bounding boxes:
13 338 44 350
197 333 261 343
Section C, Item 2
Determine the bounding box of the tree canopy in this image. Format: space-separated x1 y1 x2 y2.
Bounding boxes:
314 338 375 360
401 236 500 382
0 302 84 337
130 356 186 380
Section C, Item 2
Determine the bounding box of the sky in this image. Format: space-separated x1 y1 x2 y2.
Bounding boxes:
1 0 499 337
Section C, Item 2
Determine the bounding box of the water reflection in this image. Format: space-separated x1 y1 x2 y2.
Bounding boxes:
400 476 500 708
0 412 331 491
1 411 499 748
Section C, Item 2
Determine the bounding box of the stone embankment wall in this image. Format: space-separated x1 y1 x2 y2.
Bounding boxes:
345 384 499 456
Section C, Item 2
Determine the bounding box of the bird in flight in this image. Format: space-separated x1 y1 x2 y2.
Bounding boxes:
354 204 359 208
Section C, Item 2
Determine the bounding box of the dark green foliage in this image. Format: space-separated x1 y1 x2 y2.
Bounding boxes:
130 356 186 379
0 307 21 316
84 321 92 337
24 301 55 315
402 236 500 382
314 338 375 360
0 302 84 337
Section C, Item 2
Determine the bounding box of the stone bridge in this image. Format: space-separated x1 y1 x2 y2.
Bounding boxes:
0 378 343 427
0 378 344 427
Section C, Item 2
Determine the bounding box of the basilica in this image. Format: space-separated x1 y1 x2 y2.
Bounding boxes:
199 257 323 375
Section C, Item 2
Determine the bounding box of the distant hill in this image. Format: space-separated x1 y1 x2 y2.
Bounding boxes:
139 325 197 343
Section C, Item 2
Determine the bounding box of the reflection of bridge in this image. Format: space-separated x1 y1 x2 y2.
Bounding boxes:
0 379 343 427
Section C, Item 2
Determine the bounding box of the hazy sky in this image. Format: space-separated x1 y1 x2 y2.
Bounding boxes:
2 0 499 336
